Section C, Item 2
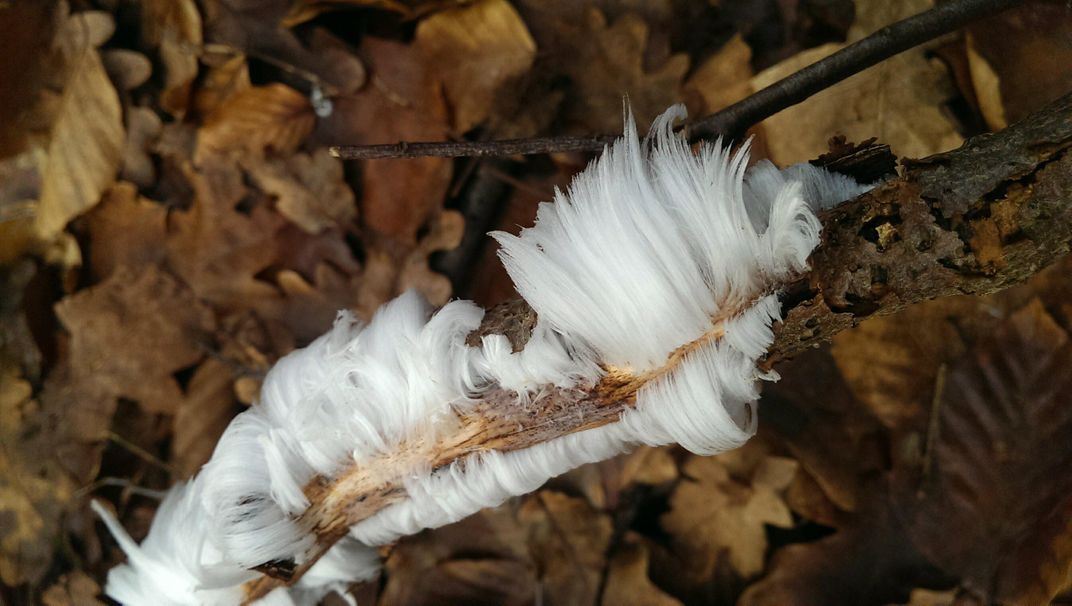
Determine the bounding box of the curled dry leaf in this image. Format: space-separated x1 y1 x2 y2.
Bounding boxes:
753 0 963 164
197 83 315 159
120 106 163 188
34 10 124 240
415 0 537 134
398 209 465 306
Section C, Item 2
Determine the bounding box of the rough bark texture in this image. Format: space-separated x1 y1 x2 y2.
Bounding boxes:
244 92 1072 601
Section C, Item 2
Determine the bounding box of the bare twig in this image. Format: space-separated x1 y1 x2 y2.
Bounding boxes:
329 0 1020 160
246 92 1072 601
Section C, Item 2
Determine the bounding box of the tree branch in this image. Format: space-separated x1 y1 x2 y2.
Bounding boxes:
328 0 1020 161
244 91 1072 602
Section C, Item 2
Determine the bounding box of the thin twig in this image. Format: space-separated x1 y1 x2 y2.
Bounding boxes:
329 0 1020 160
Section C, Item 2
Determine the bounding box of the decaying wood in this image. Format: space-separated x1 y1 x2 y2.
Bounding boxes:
244 91 1072 601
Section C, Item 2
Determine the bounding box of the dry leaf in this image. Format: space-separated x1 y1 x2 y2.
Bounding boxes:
753 0 963 164
902 300 1072 605
40 570 105 606
415 0 537 134
142 0 202 117
684 34 753 116
55 266 216 414
966 2 1072 128
603 533 683 606
192 52 251 117
0 369 73 585
661 445 796 583
34 10 124 240
198 83 315 158
315 36 451 243
829 297 976 430
165 159 285 309
171 359 237 478
398 209 464 306
101 49 152 92
518 491 614 606
243 148 357 234
84 183 167 280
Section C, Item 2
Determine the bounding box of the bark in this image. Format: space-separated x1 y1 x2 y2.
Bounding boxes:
244 91 1072 601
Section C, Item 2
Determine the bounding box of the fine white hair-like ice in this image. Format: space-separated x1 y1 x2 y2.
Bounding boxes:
93 104 870 605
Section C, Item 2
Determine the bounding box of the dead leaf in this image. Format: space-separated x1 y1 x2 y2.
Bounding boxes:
34 10 125 240
315 36 451 243
165 159 285 309
602 533 683 606
142 0 202 117
55 265 216 414
398 209 464 306
0 369 73 586
243 148 357 234
901 299 1072 605
415 0 537 134
966 2 1072 128
563 9 689 134
171 358 237 478
84 183 167 280
660 444 796 585
192 52 251 117
829 297 976 431
197 83 315 158
753 0 963 164
519 491 613 606
40 570 105 606
684 34 753 116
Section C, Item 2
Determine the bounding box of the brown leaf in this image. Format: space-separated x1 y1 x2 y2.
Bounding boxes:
753 0 962 164
0 369 73 585
660 444 796 584
171 359 237 478
243 148 357 234
829 297 976 431
197 83 315 158
34 10 124 240
165 159 285 309
40 570 105 606
382 506 537 606
315 36 451 243
563 9 689 134
966 2 1072 128
683 34 753 116
518 491 614 606
142 0 202 117
84 183 167 280
901 299 1072 605
55 265 216 414
398 209 464 306
602 533 683 606
192 52 251 117
415 0 536 134
101 49 152 92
